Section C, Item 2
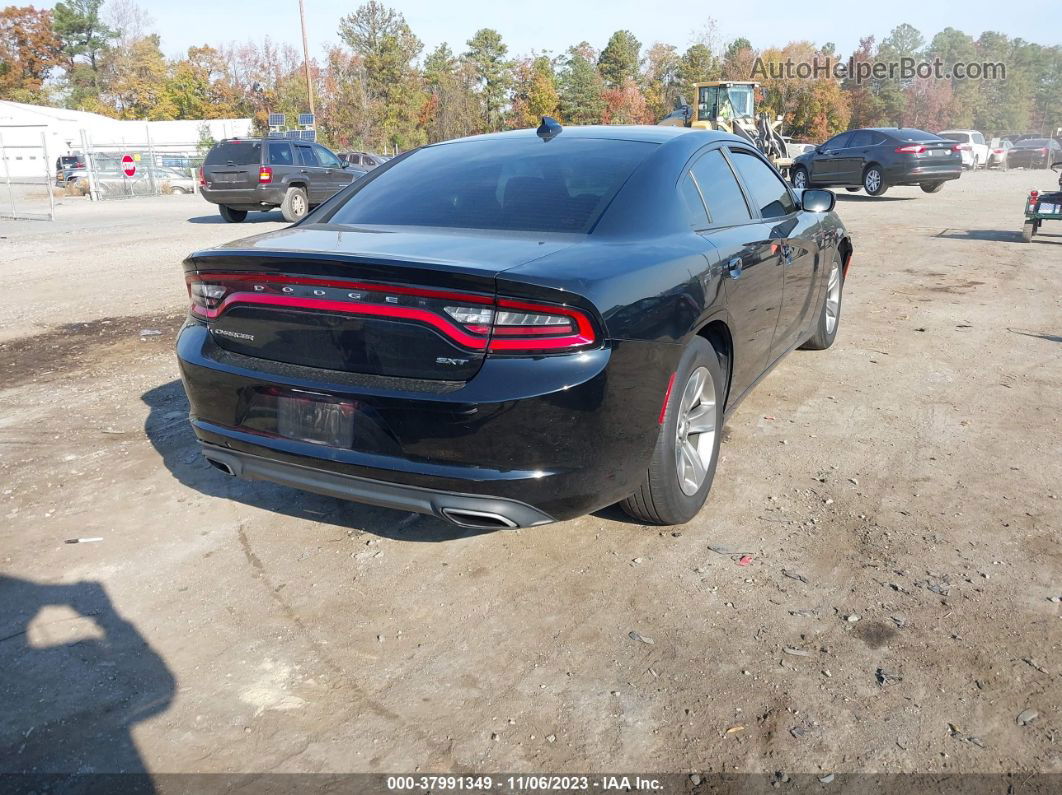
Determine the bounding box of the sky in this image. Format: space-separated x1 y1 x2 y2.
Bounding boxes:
45 0 1062 63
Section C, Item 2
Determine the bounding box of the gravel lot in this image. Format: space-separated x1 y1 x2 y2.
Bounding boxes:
1 173 1059 780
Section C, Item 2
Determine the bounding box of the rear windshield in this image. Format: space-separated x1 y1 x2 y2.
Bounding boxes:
326 137 657 233
205 141 261 166
1017 139 1049 147
895 129 942 142
59 156 81 166
940 132 971 143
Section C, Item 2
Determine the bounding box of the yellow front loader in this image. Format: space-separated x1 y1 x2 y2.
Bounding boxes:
659 81 793 177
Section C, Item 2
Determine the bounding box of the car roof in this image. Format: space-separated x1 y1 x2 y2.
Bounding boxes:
433 125 743 147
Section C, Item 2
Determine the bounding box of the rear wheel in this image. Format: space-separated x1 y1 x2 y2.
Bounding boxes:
1022 221 1035 242
845 187 860 192
791 167 809 190
621 337 724 526
921 182 945 194
863 165 887 196
281 186 309 222
800 252 844 350
219 205 247 223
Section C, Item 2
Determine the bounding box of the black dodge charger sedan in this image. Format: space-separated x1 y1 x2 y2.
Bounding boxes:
790 127 962 196
177 124 852 529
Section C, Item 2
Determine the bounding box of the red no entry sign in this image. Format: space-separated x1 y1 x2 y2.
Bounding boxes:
122 154 136 177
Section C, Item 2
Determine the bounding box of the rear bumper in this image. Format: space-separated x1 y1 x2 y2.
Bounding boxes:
200 443 554 528
200 185 285 208
176 322 677 524
885 162 962 185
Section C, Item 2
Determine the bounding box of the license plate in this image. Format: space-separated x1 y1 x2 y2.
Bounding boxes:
930 149 946 156
213 173 240 183
276 395 355 446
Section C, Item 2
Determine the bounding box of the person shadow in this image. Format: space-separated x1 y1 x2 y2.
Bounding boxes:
141 379 494 542
0 575 174 793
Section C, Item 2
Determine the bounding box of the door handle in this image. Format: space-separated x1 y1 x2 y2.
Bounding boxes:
727 257 742 279
300 168 309 174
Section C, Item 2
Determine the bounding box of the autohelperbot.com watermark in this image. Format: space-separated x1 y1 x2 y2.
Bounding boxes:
751 56 1006 83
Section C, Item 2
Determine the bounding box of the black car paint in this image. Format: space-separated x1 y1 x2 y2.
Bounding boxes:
793 128 962 189
1007 139 1062 170
177 126 852 526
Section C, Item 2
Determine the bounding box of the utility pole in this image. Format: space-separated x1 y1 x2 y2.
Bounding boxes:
298 0 316 117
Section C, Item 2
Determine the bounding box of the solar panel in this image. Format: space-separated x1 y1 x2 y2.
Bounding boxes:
268 112 286 126
267 130 286 139
299 129 317 142
285 130 300 139
298 113 315 126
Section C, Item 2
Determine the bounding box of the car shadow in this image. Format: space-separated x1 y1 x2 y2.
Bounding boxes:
186 211 287 225
936 228 1062 244
0 574 174 790
142 380 495 542
833 193 914 202
1008 328 1062 344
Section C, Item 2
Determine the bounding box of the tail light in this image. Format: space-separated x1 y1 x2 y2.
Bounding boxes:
1039 148 1049 154
258 166 273 183
896 144 926 154
185 273 598 354
198 166 205 187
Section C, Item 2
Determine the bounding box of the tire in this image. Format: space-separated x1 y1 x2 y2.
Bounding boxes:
621 337 725 526
791 167 809 190
845 187 860 192
863 165 887 196
281 186 309 222
921 182 945 194
1021 221 1035 242
800 252 844 351
219 205 247 223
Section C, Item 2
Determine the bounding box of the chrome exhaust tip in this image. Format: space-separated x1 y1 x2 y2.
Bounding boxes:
440 507 518 530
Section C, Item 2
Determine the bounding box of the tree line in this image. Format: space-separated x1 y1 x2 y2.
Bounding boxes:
1 0 1059 152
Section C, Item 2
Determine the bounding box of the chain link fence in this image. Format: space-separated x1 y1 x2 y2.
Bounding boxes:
0 130 56 221
77 127 204 201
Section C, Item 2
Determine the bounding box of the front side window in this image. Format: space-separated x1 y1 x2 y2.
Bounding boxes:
325 137 657 233
728 149 796 219
823 132 851 150
689 149 752 227
315 145 341 168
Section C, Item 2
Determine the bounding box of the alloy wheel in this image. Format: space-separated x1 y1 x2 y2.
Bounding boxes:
793 170 807 189
674 366 718 496
864 169 881 193
292 193 306 216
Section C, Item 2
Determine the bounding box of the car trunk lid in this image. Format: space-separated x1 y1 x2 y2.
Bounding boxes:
185 225 580 381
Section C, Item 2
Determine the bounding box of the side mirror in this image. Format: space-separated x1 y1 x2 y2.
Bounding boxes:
340 161 350 169
800 188 835 213
1052 161 1062 172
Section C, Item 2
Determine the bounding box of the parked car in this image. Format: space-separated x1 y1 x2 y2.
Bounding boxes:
199 138 367 223
338 151 391 169
157 166 195 193
790 127 961 196
177 125 852 529
937 129 989 169
54 154 86 185
987 138 1013 170
1006 138 1062 170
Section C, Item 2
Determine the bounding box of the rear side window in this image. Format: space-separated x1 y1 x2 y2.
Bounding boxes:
689 150 751 226
679 174 709 228
205 141 261 166
268 142 293 166
729 150 796 219
326 137 657 233
295 145 320 167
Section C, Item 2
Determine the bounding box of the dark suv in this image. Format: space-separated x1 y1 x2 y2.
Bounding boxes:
200 138 366 223
790 128 962 196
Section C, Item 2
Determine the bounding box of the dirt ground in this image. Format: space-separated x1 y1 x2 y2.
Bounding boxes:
1 174 1059 781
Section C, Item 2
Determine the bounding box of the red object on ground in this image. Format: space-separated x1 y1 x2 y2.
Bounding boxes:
737 555 753 566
